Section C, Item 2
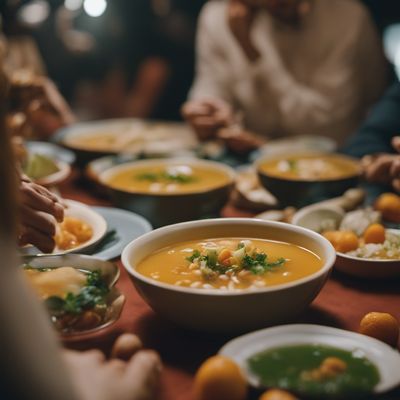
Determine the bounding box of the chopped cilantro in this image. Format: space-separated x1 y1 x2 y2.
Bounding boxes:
243 253 286 275
186 250 201 263
45 270 109 316
136 171 197 184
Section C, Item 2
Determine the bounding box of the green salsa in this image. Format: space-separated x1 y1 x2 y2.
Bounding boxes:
248 344 380 399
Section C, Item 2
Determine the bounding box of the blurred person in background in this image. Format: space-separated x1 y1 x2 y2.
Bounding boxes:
0 75 161 400
0 2 74 139
344 81 400 193
183 0 388 152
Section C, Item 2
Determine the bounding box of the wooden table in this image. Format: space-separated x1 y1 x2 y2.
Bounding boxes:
61 173 400 400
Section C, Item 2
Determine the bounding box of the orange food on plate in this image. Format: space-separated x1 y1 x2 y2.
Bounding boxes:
194 355 247 400
359 312 399 347
259 389 299 400
55 216 93 250
363 223 386 244
323 231 359 253
375 193 400 223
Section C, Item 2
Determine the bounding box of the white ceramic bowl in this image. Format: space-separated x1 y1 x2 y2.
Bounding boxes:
220 324 400 395
34 159 71 187
334 229 400 279
122 218 336 333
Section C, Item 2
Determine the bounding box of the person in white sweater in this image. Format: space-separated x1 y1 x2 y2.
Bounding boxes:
182 0 388 151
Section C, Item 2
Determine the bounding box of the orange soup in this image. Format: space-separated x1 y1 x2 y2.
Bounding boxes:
105 163 232 194
259 154 360 181
136 238 323 290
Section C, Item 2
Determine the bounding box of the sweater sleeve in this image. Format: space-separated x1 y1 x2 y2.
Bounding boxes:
343 82 400 158
189 2 233 102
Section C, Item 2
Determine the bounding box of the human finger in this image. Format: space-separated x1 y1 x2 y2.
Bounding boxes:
111 334 143 361
19 225 56 253
365 156 394 183
390 158 400 179
393 179 400 193
123 351 162 400
20 206 57 236
21 182 64 221
181 101 212 119
392 136 400 154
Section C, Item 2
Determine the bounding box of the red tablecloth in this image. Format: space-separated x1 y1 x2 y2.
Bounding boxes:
61 174 400 400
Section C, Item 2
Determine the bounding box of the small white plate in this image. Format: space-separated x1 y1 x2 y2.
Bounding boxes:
90 207 152 260
33 160 71 187
335 229 400 279
219 324 400 394
20 200 107 256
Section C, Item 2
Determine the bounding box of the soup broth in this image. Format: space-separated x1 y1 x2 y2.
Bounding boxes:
136 238 323 290
106 164 232 194
248 344 379 398
259 154 360 181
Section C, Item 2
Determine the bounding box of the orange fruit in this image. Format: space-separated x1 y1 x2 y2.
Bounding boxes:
375 193 400 223
324 231 359 253
335 231 359 253
363 223 386 244
194 355 247 400
259 389 299 400
359 312 399 347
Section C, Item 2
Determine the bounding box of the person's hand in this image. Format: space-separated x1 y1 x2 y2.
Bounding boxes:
228 0 260 62
264 0 311 24
217 127 266 154
182 98 234 141
10 74 74 139
362 137 400 192
18 176 64 253
63 334 162 400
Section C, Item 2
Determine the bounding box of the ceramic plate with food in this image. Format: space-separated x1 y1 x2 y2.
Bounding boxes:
220 324 400 398
294 205 400 278
20 200 107 256
18 141 73 186
55 119 198 165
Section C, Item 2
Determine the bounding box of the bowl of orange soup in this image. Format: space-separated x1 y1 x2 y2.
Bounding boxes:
256 153 361 208
122 218 336 333
99 159 235 227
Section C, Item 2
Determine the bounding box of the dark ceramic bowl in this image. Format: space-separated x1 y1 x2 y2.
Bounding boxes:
255 153 361 208
99 158 235 228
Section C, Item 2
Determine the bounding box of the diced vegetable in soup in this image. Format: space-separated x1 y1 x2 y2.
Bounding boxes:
136 238 323 290
105 164 231 194
259 154 360 181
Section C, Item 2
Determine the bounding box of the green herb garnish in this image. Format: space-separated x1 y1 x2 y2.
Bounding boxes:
136 171 197 184
45 270 109 316
288 159 298 172
243 253 286 275
186 249 201 262
186 246 286 278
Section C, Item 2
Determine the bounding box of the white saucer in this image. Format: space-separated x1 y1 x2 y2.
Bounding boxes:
219 324 400 394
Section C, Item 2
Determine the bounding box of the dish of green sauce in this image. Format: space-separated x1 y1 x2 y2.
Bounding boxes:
247 344 380 398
